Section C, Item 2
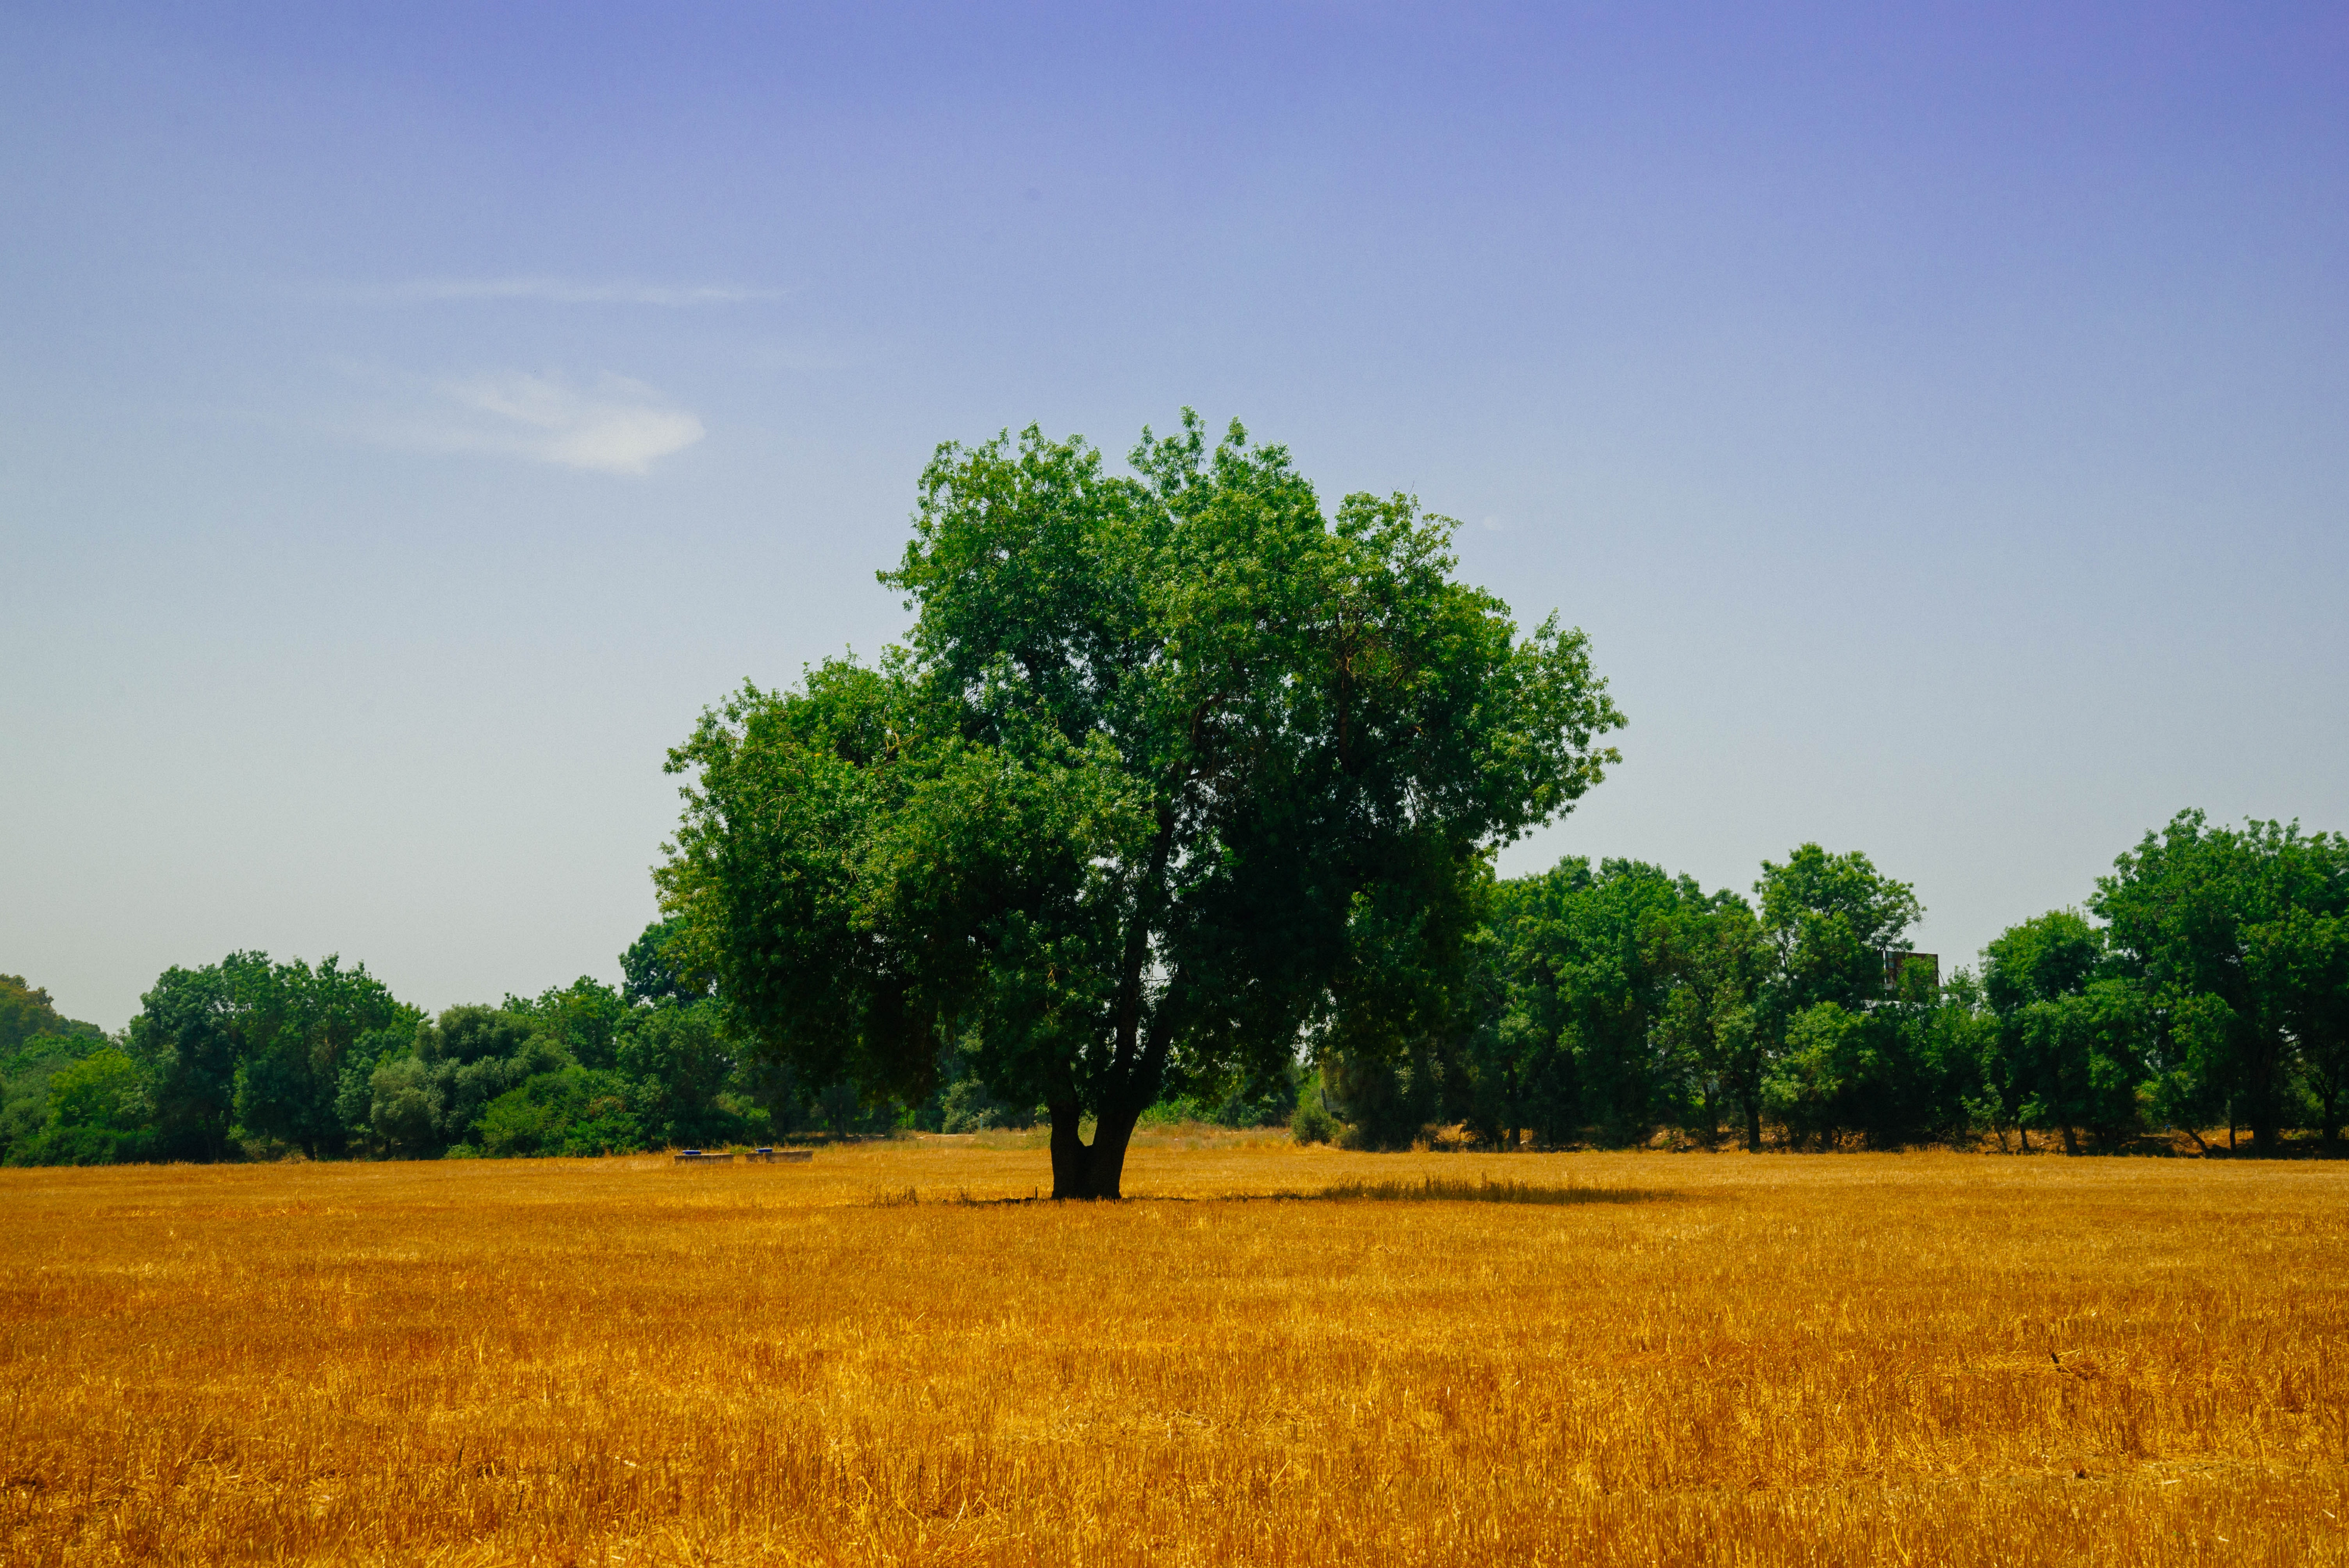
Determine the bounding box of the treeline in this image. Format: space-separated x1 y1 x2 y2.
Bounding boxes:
5 808 2342 1166
0 923 900 1168
1302 810 2347 1156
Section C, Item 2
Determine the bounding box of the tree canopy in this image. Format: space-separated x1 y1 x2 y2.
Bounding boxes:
659 414 1625 1195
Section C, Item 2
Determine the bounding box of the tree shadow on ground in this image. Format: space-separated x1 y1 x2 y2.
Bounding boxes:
1258 1175 1667 1206
885 1175 1673 1207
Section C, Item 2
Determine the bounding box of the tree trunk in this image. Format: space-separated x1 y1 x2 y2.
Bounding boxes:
1744 1098 1762 1154
1084 1101 1144 1199
1046 1098 1146 1200
1043 815 1176 1201
2060 1123 2080 1157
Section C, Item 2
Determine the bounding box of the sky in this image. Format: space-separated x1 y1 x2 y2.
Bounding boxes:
4 2 2344 1030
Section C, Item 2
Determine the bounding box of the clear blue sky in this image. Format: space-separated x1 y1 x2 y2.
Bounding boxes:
5 2 2344 1028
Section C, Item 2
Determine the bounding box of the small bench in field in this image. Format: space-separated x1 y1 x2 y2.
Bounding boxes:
745 1147 813 1163
672 1149 737 1164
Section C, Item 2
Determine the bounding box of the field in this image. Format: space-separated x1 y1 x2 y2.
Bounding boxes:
3 1135 2345 1567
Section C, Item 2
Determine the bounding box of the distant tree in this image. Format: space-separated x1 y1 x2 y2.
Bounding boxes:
1643 897 1769 1150
128 953 277 1162
121 952 414 1161
2246 907 2349 1143
1761 1000 1876 1148
422 1006 556 1151
1756 845 1923 1013
1981 911 2147 1153
476 1066 642 1157
0 974 90 1055
365 1054 442 1156
1 997 110 1166
236 957 416 1157
1479 858 1713 1146
358 1005 562 1157
1750 846 1930 1147
660 416 1621 1196
617 1001 748 1147
10 1049 153 1166
2093 812 2349 1154
332 1024 414 1151
505 977 631 1071
1312 848 1496 1150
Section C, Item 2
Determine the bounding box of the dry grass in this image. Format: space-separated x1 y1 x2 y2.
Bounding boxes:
3 1139 2346 1566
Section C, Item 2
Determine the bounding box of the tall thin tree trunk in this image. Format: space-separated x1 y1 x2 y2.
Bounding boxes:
1744 1098 1762 1154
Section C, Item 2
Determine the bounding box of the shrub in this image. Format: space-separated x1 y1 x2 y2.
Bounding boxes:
1290 1098 1337 1146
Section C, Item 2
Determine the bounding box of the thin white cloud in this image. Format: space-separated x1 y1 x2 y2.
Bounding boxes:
371 277 784 307
362 371 706 474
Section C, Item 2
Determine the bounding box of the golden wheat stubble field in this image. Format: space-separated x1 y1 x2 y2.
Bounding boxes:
3 1140 2345 1568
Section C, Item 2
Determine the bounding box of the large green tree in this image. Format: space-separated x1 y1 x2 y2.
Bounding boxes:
661 415 1623 1196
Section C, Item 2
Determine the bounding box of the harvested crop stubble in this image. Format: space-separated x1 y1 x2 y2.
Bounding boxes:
1 1139 2345 1566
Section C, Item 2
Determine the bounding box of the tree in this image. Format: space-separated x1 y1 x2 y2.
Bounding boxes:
128 952 276 1162
1 982 109 1165
2246 908 2349 1142
1643 898 1768 1149
1312 850 1497 1150
1476 859 1711 1146
505 977 632 1071
476 1067 642 1157
332 1025 415 1151
661 415 1623 1196
14 1049 153 1166
1748 846 1928 1148
1981 911 2147 1153
617 1001 749 1148
0 974 93 1055
1755 845 1923 1013
122 953 413 1161
2093 812 2349 1155
236 956 415 1157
